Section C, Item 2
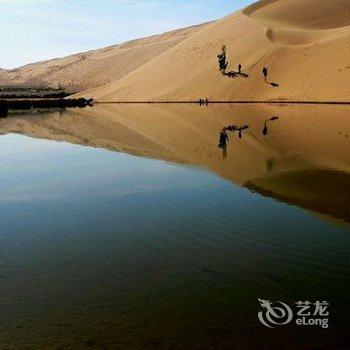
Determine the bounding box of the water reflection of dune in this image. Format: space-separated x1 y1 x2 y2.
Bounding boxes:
246 169 350 224
1 104 350 223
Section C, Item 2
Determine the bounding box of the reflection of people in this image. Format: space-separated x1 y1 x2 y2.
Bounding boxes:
218 129 229 149
263 116 279 135
263 122 268 135
236 125 249 139
226 125 238 132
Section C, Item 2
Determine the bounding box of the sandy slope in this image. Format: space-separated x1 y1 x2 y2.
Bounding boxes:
1 0 349 101
0 23 209 93
77 0 350 101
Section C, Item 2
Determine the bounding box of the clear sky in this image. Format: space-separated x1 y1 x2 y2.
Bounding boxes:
0 0 254 69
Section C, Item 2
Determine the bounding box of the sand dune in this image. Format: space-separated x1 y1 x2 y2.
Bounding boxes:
77 0 350 102
245 0 350 46
0 23 209 93
1 0 350 101
1 104 350 223
244 0 350 30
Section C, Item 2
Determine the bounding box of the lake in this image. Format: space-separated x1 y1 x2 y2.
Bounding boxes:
0 104 349 349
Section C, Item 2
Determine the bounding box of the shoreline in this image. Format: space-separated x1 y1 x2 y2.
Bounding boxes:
97 100 350 105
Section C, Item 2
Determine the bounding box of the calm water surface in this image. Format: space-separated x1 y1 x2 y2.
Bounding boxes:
0 105 349 349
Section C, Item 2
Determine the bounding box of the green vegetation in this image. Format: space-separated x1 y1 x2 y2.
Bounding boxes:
0 86 71 99
0 98 95 118
217 44 228 74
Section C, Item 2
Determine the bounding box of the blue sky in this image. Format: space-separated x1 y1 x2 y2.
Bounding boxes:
0 0 254 69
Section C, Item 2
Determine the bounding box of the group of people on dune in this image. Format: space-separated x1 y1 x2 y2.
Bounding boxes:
217 45 278 86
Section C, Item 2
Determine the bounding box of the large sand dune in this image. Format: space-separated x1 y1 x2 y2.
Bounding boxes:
245 0 350 45
78 0 350 102
244 0 350 30
0 23 209 93
1 0 350 101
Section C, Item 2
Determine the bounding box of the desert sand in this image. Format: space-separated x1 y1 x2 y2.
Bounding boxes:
0 23 209 93
82 0 350 102
1 0 350 102
1 104 350 223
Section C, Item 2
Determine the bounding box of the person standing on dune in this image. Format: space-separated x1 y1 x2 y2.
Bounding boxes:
262 67 268 82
